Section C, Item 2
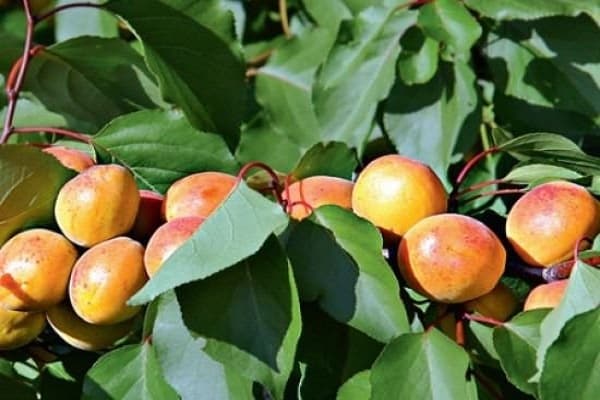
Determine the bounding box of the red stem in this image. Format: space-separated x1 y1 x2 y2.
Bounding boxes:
287 200 314 216
463 313 504 327
457 178 506 196
12 126 91 143
236 161 284 207
452 147 500 196
461 188 526 204
35 2 105 23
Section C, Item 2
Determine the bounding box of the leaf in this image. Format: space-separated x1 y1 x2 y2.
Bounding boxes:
285 206 409 343
397 26 439 85
40 352 99 400
0 97 67 128
418 0 482 56
337 370 371 400
0 145 76 245
92 109 238 193
370 329 472 400
503 164 583 184
493 309 549 395
106 0 246 150
82 343 178 400
464 0 600 23
314 7 417 151
129 182 288 305
291 142 358 180
539 308 600 400
0 359 37 400
24 37 160 132
384 61 480 184
152 291 253 400
302 0 353 31
54 0 118 42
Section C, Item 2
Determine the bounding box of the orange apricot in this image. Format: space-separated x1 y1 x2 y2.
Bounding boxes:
42 146 95 172
163 172 237 221
0 308 46 350
523 280 568 311
130 190 164 242
0 229 77 311
55 164 140 247
352 155 447 240
398 214 506 303
144 217 203 277
506 181 600 267
69 237 147 325
281 176 354 220
464 282 519 321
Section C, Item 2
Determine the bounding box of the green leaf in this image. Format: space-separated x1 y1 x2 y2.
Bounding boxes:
286 206 409 343
302 0 353 31
0 359 37 400
291 142 358 180
106 0 246 149
0 145 76 245
24 37 159 132
503 164 583 184
540 308 600 400
40 352 99 400
129 181 288 305
314 7 417 151
370 329 472 400
418 0 482 56
55 0 118 42
83 343 178 400
92 109 238 193
0 97 67 128
152 291 253 400
384 61 480 184
397 26 439 85
493 309 549 395
464 0 600 23
337 370 371 400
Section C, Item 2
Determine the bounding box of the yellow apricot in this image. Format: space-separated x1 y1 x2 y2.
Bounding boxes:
523 280 568 311
144 217 203 277
352 155 447 240
70 237 147 325
42 146 95 172
398 214 506 303
164 172 237 221
0 308 46 350
464 282 519 321
506 181 600 267
281 176 354 220
55 164 140 247
0 229 77 311
46 303 134 351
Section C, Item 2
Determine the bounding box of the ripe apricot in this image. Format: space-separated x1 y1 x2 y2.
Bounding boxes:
144 217 203 277
281 176 354 220
70 237 147 325
47 303 134 351
506 181 600 267
0 229 77 311
352 155 447 239
0 308 46 350
55 164 140 247
130 190 164 242
464 282 519 321
42 146 94 172
523 280 568 311
398 214 506 303
163 172 237 221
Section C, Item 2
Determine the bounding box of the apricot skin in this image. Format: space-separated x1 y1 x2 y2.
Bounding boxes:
0 308 46 350
506 181 600 267
130 190 164 243
398 214 506 303
0 229 77 311
69 237 147 325
46 303 134 351
464 282 519 321
523 280 568 311
281 176 354 220
164 172 236 221
42 146 94 172
144 217 203 277
352 155 447 239
55 164 140 247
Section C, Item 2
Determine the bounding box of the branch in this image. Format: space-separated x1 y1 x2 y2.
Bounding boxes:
35 1 105 23
12 127 91 144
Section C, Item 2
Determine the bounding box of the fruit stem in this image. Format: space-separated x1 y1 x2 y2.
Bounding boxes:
456 178 506 197
35 1 105 23
460 188 526 204
278 0 292 39
237 161 285 207
455 314 465 346
505 260 545 282
451 147 500 197
286 200 314 216
463 312 504 327
12 126 91 144
542 238 597 281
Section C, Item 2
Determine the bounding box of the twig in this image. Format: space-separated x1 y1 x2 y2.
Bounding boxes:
35 1 105 23
12 126 91 144
278 0 291 39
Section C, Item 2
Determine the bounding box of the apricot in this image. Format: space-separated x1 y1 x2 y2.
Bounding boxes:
464 282 519 321
130 190 164 242
55 164 140 247
280 176 354 220
0 308 46 350
352 155 447 239
506 181 600 267
523 280 568 311
42 146 95 172
163 172 237 221
69 237 147 325
0 229 77 311
46 303 134 351
144 217 203 277
398 214 506 303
